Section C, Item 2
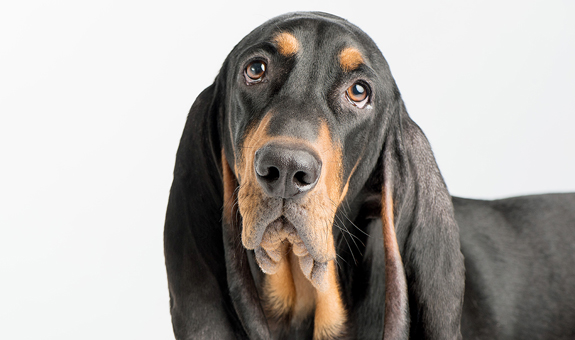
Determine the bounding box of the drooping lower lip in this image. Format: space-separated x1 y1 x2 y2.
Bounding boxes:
254 246 329 292
253 217 330 291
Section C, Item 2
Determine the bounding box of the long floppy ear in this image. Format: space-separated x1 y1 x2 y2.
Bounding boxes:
164 77 270 338
380 127 410 340
379 99 465 339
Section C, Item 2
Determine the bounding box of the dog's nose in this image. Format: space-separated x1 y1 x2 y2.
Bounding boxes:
254 143 322 199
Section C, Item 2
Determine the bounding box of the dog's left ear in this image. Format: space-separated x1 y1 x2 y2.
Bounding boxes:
375 96 465 339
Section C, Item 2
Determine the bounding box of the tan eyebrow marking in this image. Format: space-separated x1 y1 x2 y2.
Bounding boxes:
273 32 299 56
339 47 364 72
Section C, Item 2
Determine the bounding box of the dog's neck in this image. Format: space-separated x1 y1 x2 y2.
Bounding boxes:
262 247 346 340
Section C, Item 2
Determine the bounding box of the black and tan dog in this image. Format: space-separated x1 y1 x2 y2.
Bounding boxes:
164 12 575 340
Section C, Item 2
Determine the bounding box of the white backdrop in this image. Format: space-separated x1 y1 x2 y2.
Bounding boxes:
1 1 574 339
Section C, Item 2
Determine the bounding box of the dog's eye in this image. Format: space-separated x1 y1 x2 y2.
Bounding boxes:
245 61 266 83
346 83 369 107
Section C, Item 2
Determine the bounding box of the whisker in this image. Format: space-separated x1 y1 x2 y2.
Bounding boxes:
329 201 366 249
335 253 347 271
334 213 365 254
327 208 358 265
329 197 370 238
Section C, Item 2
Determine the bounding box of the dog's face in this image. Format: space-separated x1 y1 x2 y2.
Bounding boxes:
221 13 397 290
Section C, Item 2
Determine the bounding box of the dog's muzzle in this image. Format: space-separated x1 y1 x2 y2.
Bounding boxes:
251 142 331 291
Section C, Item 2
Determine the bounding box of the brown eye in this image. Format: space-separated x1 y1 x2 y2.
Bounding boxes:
346 83 368 103
245 61 266 82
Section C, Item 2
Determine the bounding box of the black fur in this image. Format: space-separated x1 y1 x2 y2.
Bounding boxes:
164 12 575 339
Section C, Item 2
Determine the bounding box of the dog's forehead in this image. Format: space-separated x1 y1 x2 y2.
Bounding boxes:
288 21 368 64
236 13 379 68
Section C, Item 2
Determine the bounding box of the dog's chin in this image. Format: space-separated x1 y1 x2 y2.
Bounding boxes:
253 217 330 292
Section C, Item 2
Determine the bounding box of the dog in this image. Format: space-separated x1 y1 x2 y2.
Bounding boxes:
164 12 575 339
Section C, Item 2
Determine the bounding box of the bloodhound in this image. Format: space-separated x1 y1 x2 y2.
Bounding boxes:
164 12 575 340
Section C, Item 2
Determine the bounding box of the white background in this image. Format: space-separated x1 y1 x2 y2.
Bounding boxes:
1 1 574 339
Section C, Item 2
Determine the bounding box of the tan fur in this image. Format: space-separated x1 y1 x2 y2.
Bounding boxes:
316 123 344 208
237 114 274 247
222 151 237 224
313 261 346 340
382 189 397 258
264 243 297 317
381 186 409 340
273 32 299 56
338 156 363 203
288 251 317 320
339 47 364 72
264 254 345 340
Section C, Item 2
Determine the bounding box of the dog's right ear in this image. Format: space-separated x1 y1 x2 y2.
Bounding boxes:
165 68 271 338
164 83 238 339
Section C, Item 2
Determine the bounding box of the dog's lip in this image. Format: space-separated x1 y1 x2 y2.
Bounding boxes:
259 217 304 251
254 218 331 291
240 198 283 250
258 216 318 259
254 247 329 291
252 213 335 263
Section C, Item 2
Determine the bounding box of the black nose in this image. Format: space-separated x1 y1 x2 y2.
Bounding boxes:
254 143 322 199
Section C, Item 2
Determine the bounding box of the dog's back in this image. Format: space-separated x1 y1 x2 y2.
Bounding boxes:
454 193 575 339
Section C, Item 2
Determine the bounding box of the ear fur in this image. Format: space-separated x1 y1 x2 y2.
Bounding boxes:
164 83 237 338
381 138 410 340
379 99 465 339
164 78 270 338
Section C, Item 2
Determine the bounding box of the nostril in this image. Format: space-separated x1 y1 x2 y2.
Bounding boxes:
258 166 280 182
294 171 312 186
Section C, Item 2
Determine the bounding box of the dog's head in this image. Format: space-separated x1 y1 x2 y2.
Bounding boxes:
168 12 465 339
218 13 398 291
